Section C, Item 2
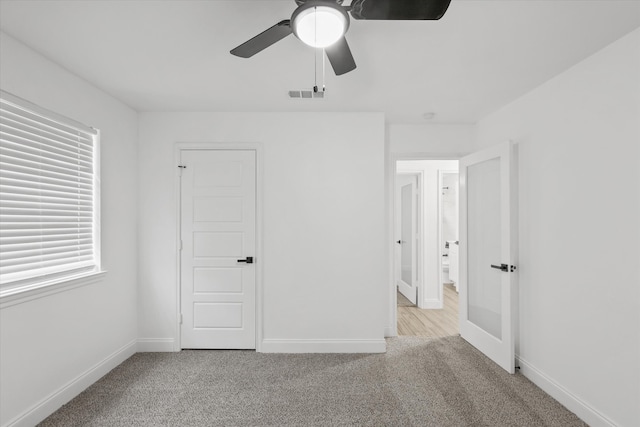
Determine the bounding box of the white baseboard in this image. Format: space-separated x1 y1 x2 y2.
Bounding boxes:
260 338 386 353
384 326 397 337
137 338 176 352
517 355 616 427
5 339 136 427
421 298 443 309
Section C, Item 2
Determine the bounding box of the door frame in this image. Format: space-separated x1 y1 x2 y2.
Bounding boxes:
386 153 462 337
174 142 264 352
438 169 459 294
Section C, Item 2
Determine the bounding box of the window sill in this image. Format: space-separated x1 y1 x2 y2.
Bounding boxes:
0 271 107 309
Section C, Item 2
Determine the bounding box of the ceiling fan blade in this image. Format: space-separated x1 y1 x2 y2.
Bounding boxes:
350 0 451 20
230 20 292 58
325 37 356 76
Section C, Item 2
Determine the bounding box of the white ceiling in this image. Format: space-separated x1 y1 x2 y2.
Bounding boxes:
1 0 639 124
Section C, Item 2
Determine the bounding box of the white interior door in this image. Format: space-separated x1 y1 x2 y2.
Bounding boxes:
396 174 418 305
180 149 256 349
459 142 517 373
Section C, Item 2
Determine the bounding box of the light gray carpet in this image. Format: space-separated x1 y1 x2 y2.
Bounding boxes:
39 336 586 426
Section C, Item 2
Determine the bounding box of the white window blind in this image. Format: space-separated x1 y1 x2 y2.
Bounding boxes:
0 91 100 293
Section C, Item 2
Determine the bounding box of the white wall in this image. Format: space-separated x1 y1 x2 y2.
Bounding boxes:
389 123 474 156
0 33 139 426
397 160 458 309
137 112 387 352
475 29 640 427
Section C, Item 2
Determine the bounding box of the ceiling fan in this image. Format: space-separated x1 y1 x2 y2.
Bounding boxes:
230 0 452 76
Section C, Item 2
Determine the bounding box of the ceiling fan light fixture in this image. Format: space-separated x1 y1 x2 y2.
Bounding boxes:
292 2 349 48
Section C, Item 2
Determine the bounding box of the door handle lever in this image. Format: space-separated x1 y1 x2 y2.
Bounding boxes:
237 257 254 264
491 263 516 272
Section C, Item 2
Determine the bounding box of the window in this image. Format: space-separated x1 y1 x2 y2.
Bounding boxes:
0 91 101 297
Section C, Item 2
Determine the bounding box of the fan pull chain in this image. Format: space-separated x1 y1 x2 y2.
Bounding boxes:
313 8 318 93
322 48 326 92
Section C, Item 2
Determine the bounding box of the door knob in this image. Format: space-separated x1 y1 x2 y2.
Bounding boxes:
491 263 516 272
396 240 402 244
237 257 254 264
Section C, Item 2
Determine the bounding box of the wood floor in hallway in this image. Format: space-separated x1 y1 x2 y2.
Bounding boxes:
397 283 459 337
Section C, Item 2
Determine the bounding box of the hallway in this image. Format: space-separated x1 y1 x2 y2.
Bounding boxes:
397 284 459 337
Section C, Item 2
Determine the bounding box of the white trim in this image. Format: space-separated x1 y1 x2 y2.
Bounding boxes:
260 339 386 353
137 338 176 352
173 146 182 352
4 339 136 427
93 129 102 276
255 144 265 352
174 142 264 352
436 169 444 307
385 153 397 337
0 271 106 309
392 152 468 161
516 356 616 427
422 298 444 309
437 169 459 299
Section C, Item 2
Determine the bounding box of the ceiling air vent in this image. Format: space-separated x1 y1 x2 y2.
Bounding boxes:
289 89 325 99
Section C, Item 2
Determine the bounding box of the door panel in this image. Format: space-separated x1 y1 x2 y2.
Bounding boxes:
193 303 243 328
193 268 243 293
396 174 418 305
400 183 414 285
459 142 517 373
180 149 256 349
467 157 502 339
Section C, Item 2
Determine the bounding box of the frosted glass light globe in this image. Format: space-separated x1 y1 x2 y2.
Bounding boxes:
293 6 347 48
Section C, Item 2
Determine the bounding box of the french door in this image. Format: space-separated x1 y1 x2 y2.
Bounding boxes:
396 174 419 305
459 142 517 373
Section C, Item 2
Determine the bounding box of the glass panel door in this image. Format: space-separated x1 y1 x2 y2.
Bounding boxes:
401 183 414 285
467 158 502 339
459 142 517 373
396 173 418 305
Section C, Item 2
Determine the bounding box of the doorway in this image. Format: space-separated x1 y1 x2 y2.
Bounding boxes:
391 143 518 373
394 159 459 338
